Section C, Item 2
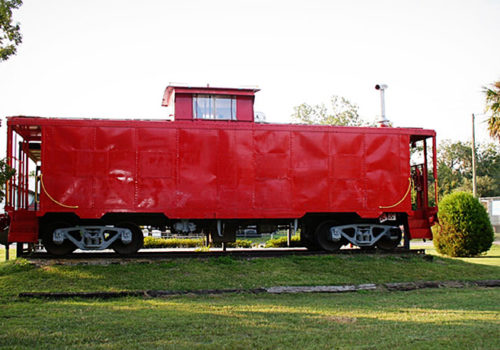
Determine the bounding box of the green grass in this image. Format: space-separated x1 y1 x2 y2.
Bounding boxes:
0 289 498 349
1 246 499 300
1 244 499 349
413 243 500 267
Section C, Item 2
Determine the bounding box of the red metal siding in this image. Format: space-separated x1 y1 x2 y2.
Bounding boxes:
364 134 410 211
178 128 218 213
174 94 193 120
137 127 177 210
42 126 94 211
329 132 366 211
215 129 255 216
39 120 416 221
236 96 254 122
292 131 329 211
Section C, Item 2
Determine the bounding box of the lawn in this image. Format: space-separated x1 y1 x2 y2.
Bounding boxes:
1 288 499 349
0 244 499 349
413 243 500 267
0 246 499 299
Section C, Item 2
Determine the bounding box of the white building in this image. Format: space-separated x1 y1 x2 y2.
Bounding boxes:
480 197 500 233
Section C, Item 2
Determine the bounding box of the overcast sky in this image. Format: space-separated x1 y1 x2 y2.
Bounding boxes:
1 0 499 148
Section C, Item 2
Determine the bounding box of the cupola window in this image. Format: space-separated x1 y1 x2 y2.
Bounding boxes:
193 94 236 120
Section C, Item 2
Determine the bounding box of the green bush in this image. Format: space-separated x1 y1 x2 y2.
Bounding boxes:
143 237 254 249
209 239 253 248
433 192 494 257
230 239 253 248
265 235 302 248
143 237 204 248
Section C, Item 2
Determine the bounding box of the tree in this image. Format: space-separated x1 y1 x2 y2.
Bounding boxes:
483 80 500 142
0 158 15 203
291 95 370 126
436 140 500 198
0 0 23 62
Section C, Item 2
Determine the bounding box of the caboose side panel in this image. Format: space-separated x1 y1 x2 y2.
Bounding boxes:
215 129 255 217
178 128 218 213
137 127 177 210
329 132 366 211
291 131 329 211
364 133 411 213
42 125 95 211
43 126 138 214
95 127 137 209
40 122 413 220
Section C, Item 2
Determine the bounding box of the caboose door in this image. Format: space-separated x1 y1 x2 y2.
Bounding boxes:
409 134 438 239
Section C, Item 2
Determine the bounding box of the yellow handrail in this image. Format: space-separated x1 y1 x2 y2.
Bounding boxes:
39 174 79 209
379 177 412 209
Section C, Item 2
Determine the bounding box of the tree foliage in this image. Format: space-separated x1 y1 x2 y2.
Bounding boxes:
483 80 500 142
0 0 22 61
0 158 15 202
433 192 494 257
291 96 370 126
437 140 500 198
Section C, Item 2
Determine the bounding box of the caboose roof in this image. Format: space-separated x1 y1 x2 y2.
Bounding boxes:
162 84 260 107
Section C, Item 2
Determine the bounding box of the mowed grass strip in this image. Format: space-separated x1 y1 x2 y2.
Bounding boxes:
414 243 500 267
0 246 499 300
0 246 499 349
0 288 499 349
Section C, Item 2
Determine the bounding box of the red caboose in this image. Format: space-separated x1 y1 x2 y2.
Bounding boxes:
3 85 438 255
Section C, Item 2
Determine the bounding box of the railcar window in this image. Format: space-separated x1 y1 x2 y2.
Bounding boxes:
193 94 236 120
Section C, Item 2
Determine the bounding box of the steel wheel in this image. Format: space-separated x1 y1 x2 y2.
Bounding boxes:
376 228 402 251
112 222 143 255
41 221 76 256
315 221 343 252
300 225 320 250
301 237 320 250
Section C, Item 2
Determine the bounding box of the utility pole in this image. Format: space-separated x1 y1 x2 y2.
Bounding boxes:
472 113 477 197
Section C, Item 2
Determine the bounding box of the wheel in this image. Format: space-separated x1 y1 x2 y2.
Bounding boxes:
376 227 402 251
300 226 320 250
112 222 143 255
301 237 320 250
41 221 76 256
315 221 343 252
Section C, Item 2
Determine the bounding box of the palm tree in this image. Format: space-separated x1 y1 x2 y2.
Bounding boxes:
484 80 500 142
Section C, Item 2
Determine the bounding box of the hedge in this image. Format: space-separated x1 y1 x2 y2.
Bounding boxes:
265 235 302 248
143 237 254 249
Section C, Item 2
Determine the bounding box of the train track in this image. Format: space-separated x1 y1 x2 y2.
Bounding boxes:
20 247 426 261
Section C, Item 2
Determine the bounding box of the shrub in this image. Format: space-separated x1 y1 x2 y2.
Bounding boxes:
433 192 494 257
210 239 253 248
143 237 254 249
231 239 253 248
143 237 204 248
265 235 302 248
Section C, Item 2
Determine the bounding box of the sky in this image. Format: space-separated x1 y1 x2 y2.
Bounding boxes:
1 0 499 151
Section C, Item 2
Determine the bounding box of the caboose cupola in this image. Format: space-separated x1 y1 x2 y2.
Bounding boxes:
162 85 260 122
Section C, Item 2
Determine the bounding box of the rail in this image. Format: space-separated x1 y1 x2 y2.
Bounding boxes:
19 247 426 261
